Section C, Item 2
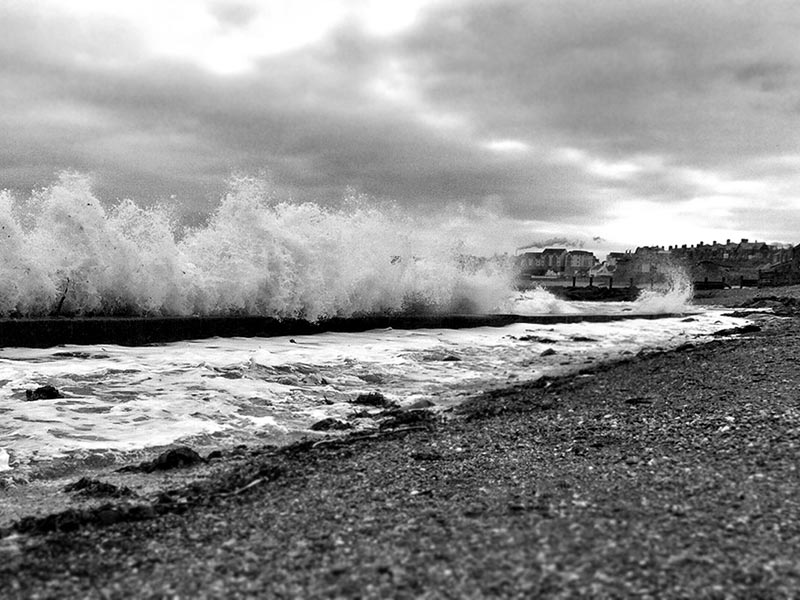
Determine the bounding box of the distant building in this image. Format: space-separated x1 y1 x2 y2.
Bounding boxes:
605 252 629 266
759 244 800 286
541 248 568 272
515 248 596 278
563 250 597 277
514 236 799 288
692 260 733 285
515 251 546 275
735 239 771 261
669 238 786 286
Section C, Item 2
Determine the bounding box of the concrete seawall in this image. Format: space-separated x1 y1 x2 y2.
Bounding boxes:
0 313 688 348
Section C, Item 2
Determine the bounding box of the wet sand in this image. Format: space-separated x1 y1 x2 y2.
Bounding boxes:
3 288 800 598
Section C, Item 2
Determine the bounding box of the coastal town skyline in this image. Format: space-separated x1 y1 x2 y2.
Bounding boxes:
516 235 794 259
514 235 800 289
2 1 800 255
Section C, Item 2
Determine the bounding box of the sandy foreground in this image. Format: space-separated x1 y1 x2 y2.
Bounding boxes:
3 288 800 598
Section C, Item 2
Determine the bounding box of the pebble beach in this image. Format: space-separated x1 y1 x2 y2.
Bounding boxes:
3 287 800 598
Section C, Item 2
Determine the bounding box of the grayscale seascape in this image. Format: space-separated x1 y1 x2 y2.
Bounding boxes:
2 2 800 598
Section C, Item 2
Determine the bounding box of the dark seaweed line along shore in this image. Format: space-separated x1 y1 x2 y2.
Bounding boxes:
3 289 800 598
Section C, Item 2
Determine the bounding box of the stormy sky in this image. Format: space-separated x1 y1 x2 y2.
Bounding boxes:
2 0 799 253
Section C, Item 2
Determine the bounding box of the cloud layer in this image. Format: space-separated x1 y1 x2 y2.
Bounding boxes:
1 0 799 251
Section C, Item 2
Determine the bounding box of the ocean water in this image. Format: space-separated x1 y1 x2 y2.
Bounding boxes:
0 173 748 474
0 296 748 474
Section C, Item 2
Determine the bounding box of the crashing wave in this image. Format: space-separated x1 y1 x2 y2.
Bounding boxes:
0 172 516 319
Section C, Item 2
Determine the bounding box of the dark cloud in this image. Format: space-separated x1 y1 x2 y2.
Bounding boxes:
1 1 799 247
517 237 586 252
405 0 800 167
0 13 589 220
734 60 796 92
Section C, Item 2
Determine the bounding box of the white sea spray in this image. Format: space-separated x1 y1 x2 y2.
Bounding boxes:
2 172 516 318
0 171 712 475
633 264 694 313
505 269 694 317
0 310 751 472
2 171 702 319
0 190 57 315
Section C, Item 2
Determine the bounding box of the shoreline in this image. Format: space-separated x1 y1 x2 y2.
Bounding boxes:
3 288 800 596
0 310 720 527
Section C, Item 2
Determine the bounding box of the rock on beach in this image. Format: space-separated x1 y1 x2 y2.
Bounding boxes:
24 385 63 401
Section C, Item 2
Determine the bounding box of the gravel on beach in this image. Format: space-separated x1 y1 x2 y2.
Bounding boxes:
4 289 800 598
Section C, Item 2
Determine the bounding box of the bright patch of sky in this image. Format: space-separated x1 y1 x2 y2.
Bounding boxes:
485 139 530 154
37 0 435 74
552 147 644 181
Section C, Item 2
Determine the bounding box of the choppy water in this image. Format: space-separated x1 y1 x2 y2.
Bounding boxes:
0 299 748 473
0 172 744 474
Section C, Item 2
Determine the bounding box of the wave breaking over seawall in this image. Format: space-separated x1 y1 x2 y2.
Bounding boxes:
1 172 696 321
0 173 520 319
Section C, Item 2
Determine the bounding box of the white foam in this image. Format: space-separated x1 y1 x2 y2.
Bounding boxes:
0 172 722 472
0 308 749 470
1 173 516 318
0 448 10 472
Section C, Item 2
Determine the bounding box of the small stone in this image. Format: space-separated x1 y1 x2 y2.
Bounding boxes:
118 446 206 473
410 450 443 461
353 391 398 408
379 409 435 429
150 446 204 470
624 397 653 406
711 324 761 337
407 399 435 409
360 373 384 384
540 348 557 357
95 509 122 526
64 477 134 498
127 505 157 520
25 385 63 401
310 418 353 431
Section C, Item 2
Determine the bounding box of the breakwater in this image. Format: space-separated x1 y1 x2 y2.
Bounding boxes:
0 312 687 348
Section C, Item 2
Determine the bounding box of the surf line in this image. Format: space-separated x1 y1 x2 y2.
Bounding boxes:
0 313 692 348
